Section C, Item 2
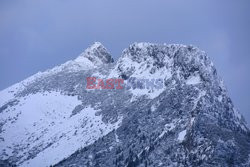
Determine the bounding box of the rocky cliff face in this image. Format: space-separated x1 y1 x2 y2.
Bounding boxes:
0 42 249 167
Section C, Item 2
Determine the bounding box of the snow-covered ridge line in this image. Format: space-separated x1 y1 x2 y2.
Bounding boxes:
0 42 113 107
0 42 249 167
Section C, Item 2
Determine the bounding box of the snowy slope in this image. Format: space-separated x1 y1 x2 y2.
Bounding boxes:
0 91 121 167
0 42 111 107
0 43 118 167
0 42 249 167
56 43 250 167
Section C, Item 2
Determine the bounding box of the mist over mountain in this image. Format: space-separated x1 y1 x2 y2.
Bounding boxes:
0 43 249 167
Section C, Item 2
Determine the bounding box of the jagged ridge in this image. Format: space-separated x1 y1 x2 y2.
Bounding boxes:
0 42 249 167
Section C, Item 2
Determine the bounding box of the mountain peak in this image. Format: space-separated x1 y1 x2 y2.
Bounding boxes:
116 43 216 85
89 41 105 50
131 42 152 48
75 42 114 66
0 42 249 167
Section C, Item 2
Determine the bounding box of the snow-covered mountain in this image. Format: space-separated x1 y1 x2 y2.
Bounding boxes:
0 42 249 167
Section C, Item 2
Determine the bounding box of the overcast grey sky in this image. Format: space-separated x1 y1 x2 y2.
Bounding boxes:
0 0 249 124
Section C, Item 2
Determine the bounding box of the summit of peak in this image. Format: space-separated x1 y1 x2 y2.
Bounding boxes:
84 42 108 55
115 42 217 86
87 42 105 51
75 42 114 66
131 42 152 48
90 41 104 48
